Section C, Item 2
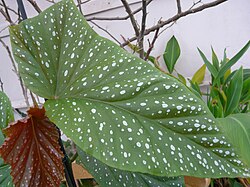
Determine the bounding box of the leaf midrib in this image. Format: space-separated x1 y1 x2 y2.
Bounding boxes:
31 117 56 186
48 96 246 172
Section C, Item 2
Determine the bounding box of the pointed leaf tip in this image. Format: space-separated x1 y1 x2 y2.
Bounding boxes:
163 35 180 74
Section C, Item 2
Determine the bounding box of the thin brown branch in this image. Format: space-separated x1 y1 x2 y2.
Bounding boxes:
90 21 122 46
158 22 175 36
1 0 12 23
0 8 13 24
190 0 202 10
44 0 55 3
0 2 18 15
80 0 92 4
0 25 10 34
27 0 41 13
86 0 153 21
121 0 228 47
77 0 83 14
145 28 159 60
176 0 182 14
121 0 140 37
0 77 3 91
0 38 30 106
138 0 147 59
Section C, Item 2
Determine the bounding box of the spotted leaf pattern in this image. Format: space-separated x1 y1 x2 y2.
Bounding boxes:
0 108 64 187
0 132 13 187
77 147 184 187
10 0 250 178
0 91 14 186
0 91 14 130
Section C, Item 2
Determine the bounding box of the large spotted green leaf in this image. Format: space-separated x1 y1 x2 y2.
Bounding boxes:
0 92 14 186
77 147 184 187
10 0 250 178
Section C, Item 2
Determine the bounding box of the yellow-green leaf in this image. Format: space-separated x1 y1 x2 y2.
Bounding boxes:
192 64 206 84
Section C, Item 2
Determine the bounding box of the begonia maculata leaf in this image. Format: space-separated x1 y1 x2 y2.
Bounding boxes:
10 0 250 178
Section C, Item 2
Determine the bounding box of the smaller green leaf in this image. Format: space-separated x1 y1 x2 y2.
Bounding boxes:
0 91 14 129
217 40 250 80
233 181 243 187
220 48 227 66
198 48 218 79
224 68 231 81
225 68 243 116
189 80 202 98
148 56 156 64
225 69 250 85
217 113 250 166
242 77 250 99
77 147 185 187
192 64 206 84
0 161 13 187
211 47 220 71
208 96 224 118
177 73 186 85
163 36 180 73
0 132 13 187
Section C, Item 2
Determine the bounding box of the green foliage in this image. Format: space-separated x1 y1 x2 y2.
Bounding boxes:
198 48 218 79
0 141 13 187
177 73 186 84
216 41 250 82
198 46 250 117
217 113 250 166
0 92 14 187
224 68 243 116
10 0 250 179
192 64 206 84
163 36 180 73
77 147 185 187
0 158 13 187
0 91 14 130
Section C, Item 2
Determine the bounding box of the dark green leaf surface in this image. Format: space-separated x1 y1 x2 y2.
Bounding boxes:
217 41 250 80
211 47 220 71
10 0 250 178
163 36 180 73
198 48 218 78
225 69 250 85
77 147 184 187
0 91 14 129
0 92 14 186
217 113 250 166
0 132 13 186
0 158 13 187
177 73 186 85
225 68 243 116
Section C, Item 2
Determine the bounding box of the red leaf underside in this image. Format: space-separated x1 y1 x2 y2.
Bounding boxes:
0 108 64 187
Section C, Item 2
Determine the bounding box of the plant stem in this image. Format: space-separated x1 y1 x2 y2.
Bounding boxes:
57 127 77 187
16 0 27 20
70 152 79 163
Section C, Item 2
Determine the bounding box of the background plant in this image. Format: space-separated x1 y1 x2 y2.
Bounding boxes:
158 35 250 186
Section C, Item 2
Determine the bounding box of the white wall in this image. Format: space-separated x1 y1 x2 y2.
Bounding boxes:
0 0 250 108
